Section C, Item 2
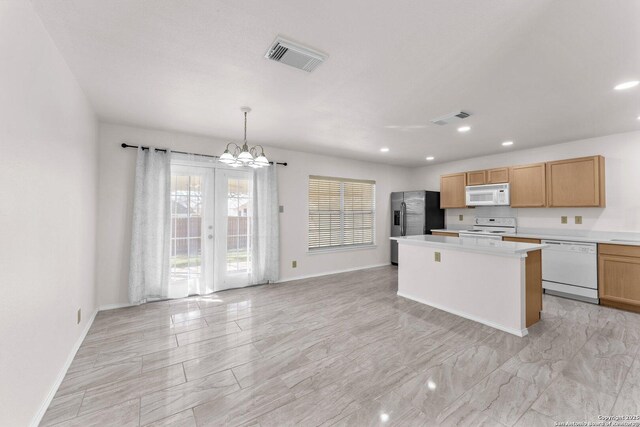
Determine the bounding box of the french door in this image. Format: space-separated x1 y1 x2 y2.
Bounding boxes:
169 165 214 297
215 169 253 290
169 162 253 296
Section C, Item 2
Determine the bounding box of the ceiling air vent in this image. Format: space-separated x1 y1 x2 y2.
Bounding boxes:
430 111 471 126
265 37 327 72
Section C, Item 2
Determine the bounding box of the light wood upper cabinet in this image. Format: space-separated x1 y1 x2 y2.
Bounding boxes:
487 167 509 184
547 155 605 207
440 173 466 208
466 170 487 186
438 155 605 209
466 168 509 185
509 163 546 207
599 244 640 313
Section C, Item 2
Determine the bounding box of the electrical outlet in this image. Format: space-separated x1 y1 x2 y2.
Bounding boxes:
279 205 284 213
561 216 568 224
77 308 81 324
434 252 441 262
575 216 583 224
458 214 464 221
292 260 297 268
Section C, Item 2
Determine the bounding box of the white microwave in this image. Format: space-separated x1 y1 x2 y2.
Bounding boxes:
465 183 510 206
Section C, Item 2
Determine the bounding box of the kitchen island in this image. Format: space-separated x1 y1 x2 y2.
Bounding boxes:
391 235 547 337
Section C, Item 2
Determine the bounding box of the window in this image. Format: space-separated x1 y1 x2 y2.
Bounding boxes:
308 176 375 250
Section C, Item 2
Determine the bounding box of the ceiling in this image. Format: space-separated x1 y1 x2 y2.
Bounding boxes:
32 0 640 166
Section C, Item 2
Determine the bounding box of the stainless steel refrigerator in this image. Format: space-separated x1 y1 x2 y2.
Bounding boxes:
390 191 444 265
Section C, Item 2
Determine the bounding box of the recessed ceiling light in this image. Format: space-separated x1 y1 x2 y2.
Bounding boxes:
614 80 639 90
502 141 514 146
457 126 471 133
637 116 640 120
426 156 435 161
380 147 389 152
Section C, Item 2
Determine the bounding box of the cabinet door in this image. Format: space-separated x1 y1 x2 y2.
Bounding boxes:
547 156 605 207
487 167 509 184
599 252 640 312
509 163 546 207
466 170 486 186
440 173 466 208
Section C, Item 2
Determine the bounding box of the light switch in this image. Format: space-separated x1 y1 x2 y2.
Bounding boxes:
561 216 567 224
292 260 297 268
279 205 284 213
575 216 583 224
434 252 441 262
459 215 464 221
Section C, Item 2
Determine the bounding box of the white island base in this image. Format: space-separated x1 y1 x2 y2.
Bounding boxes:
394 235 545 337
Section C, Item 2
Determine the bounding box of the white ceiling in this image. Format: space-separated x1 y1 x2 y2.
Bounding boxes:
32 0 640 166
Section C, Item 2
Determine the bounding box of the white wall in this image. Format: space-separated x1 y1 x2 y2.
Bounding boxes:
0 2 98 425
411 131 640 233
97 123 413 307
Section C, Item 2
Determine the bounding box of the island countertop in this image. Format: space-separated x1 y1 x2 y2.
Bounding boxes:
430 228 640 246
391 235 547 257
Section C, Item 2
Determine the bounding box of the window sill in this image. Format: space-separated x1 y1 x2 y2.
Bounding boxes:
307 245 377 255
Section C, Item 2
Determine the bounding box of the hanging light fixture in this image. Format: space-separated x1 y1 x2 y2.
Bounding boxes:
218 107 270 168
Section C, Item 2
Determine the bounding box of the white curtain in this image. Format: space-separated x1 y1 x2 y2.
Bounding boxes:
251 165 280 284
128 146 172 304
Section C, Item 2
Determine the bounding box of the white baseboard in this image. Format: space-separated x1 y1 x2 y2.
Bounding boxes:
278 263 391 283
99 302 134 311
30 309 99 427
397 291 528 338
98 264 394 308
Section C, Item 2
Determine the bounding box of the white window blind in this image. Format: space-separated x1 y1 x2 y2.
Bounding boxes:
308 176 376 250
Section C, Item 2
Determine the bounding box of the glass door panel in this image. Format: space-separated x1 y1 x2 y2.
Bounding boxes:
215 169 253 290
169 166 214 297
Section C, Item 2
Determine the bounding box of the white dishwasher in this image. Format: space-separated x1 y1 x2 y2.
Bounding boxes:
541 240 598 304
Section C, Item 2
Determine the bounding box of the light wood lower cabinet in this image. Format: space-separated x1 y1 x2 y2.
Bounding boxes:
440 173 466 208
599 244 640 313
431 231 459 237
503 237 542 326
509 163 546 207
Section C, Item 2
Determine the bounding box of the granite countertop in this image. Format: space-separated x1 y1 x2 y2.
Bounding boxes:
430 228 640 246
391 235 546 257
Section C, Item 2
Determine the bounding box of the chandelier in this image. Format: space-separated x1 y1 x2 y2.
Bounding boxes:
219 107 270 168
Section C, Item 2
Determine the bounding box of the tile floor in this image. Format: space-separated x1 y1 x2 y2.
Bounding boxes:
40 266 640 426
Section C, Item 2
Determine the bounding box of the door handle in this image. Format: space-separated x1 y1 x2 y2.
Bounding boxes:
208 234 213 240
400 202 407 236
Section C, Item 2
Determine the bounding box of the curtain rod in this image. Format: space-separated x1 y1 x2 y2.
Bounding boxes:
120 143 288 166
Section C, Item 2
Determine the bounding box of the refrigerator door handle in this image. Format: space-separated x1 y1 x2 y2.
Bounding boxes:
400 202 406 236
